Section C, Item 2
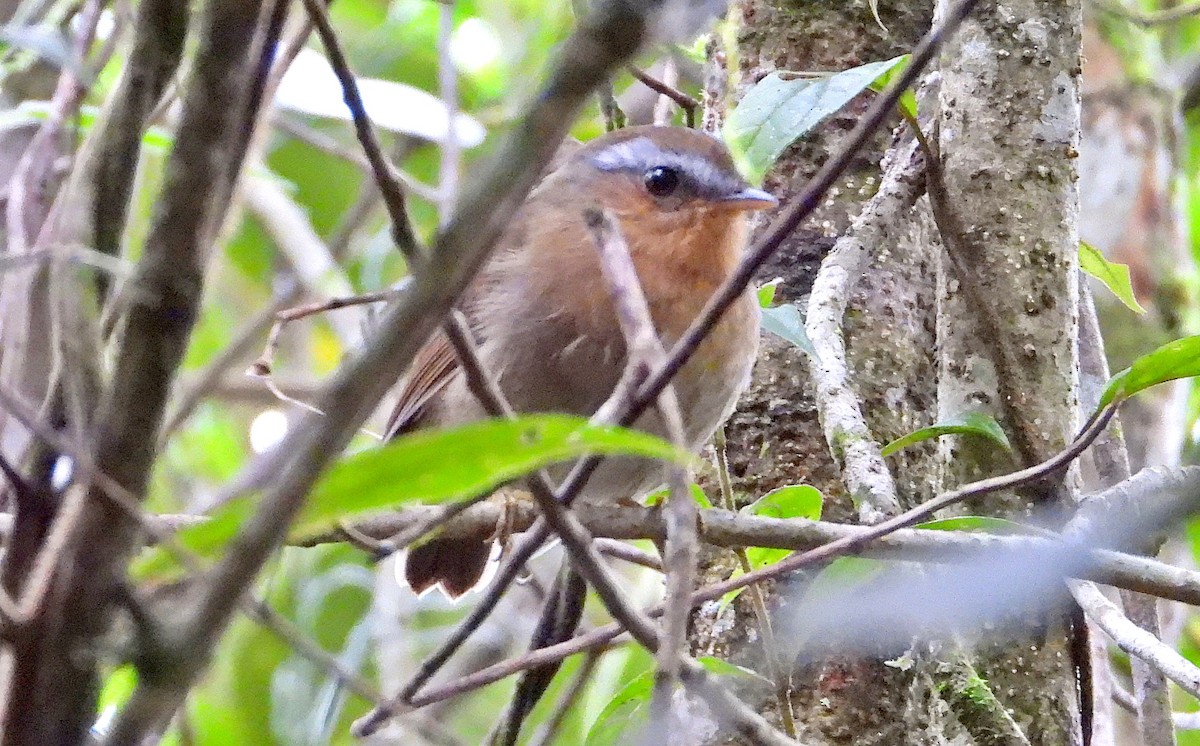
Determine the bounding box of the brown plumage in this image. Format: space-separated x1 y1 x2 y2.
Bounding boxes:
390 125 776 598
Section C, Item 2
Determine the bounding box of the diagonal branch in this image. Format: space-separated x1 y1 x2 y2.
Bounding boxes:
805 137 924 522
582 208 695 733
101 1 672 741
2 1 277 742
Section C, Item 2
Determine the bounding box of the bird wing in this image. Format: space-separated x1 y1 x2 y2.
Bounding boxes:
386 139 583 439
385 328 461 438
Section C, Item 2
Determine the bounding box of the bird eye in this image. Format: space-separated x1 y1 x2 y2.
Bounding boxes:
643 166 680 197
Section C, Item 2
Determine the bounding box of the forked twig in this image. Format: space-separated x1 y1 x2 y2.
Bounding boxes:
628 65 698 128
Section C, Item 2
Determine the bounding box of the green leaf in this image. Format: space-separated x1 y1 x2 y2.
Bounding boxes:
642 482 712 509
696 656 771 684
1100 335 1200 407
744 546 790 571
1079 241 1145 314
868 54 917 118
305 415 688 539
757 279 781 308
742 484 823 521
97 665 138 714
723 485 824 596
880 411 1011 457
917 516 1031 534
585 669 654 746
690 483 714 509
724 56 908 181
136 415 689 577
760 303 815 355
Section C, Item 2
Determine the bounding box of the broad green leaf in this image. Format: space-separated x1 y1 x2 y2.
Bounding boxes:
1079 241 1145 314
881 411 1011 457
742 484 823 522
917 516 1030 534
722 485 824 602
585 669 654 746
691 483 714 509
298 415 688 537
868 54 917 118
744 546 790 571
1100 335 1200 407
760 303 816 355
757 279 781 308
725 56 908 181
137 415 689 576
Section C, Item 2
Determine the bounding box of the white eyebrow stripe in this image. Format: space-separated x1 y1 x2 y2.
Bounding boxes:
589 136 743 198
591 137 668 172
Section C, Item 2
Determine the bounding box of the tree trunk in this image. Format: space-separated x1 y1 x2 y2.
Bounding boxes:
694 1 1086 743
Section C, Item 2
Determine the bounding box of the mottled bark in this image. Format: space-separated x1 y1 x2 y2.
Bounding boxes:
935 1 1083 742
695 0 1086 743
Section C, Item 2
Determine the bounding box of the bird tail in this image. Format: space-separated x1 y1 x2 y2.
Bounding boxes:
404 537 492 599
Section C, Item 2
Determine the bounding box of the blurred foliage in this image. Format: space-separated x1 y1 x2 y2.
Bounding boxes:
7 0 1200 740
1092 3 1200 744
3 0 708 742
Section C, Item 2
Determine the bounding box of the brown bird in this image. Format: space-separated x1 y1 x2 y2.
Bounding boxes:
389 124 776 598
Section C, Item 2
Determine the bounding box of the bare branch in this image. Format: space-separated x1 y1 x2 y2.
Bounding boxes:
114 2 684 740
628 64 698 128
1070 580 1200 700
582 208 694 732
299 0 422 263
805 137 924 522
20 0 285 739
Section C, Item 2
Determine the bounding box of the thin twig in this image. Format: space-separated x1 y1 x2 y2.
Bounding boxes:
582 208 695 733
595 538 662 571
714 427 796 737
628 65 698 128
1092 0 1200 25
299 0 422 263
250 287 407 377
437 0 461 226
804 137 924 522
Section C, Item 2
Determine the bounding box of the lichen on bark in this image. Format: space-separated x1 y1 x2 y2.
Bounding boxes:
693 0 1087 743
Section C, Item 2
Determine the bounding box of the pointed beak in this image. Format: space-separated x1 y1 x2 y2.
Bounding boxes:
720 186 778 211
